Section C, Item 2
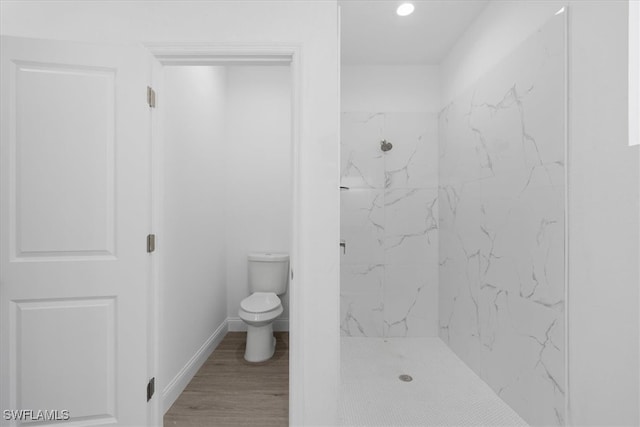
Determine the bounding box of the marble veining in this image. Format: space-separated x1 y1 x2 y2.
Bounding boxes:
438 14 566 426
341 112 439 338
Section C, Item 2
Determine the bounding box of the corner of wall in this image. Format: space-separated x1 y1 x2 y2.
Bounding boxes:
161 320 228 414
438 0 565 108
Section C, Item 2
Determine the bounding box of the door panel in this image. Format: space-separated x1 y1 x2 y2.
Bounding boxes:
15 297 116 421
1 36 152 426
14 61 116 258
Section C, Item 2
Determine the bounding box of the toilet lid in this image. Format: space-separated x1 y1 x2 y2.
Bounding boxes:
241 292 281 313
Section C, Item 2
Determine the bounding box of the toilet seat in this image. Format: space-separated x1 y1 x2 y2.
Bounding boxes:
238 304 283 323
238 292 283 324
240 292 280 313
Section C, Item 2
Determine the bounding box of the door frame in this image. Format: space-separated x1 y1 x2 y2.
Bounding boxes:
143 43 303 426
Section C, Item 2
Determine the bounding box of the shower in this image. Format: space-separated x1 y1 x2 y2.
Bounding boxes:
339 1 568 426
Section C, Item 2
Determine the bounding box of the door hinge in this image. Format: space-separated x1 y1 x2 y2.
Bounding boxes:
147 377 155 402
147 86 156 108
147 234 156 253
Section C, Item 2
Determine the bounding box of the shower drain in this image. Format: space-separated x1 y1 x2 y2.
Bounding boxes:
398 374 413 382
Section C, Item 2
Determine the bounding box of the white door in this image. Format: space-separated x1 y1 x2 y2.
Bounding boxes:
1 36 153 426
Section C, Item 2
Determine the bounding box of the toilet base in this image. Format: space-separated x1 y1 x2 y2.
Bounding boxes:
244 323 276 362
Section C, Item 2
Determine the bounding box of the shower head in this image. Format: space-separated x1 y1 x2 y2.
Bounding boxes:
380 139 393 152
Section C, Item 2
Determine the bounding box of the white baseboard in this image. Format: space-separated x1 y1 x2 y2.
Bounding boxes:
161 320 228 414
227 317 290 332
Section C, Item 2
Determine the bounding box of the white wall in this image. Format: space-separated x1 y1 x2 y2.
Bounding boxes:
340 65 440 338
440 1 565 105
0 2 340 425
438 14 566 423
161 66 228 410
340 112 439 337
567 4 638 425
440 1 639 425
341 65 440 112
630 0 639 147
225 66 292 329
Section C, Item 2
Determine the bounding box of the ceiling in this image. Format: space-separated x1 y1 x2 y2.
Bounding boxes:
340 0 489 65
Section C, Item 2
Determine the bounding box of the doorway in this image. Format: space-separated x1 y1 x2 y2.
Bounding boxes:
147 48 296 425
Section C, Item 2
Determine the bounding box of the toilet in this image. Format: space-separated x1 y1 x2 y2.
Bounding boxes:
238 252 289 362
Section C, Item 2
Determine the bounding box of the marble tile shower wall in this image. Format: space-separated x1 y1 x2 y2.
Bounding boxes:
340 112 439 337
438 15 566 426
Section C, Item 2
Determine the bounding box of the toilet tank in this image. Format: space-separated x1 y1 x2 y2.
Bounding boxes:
247 252 289 295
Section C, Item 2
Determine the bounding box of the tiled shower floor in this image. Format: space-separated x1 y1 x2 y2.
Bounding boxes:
339 337 528 426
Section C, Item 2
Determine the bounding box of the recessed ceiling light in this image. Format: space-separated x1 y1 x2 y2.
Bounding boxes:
396 3 415 17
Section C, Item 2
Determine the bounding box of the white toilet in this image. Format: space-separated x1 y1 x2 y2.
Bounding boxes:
238 252 289 362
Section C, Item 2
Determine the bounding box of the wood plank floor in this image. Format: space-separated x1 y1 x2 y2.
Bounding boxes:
164 332 289 427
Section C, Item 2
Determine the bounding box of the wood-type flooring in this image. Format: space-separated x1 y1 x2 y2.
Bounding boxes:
164 331 288 427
